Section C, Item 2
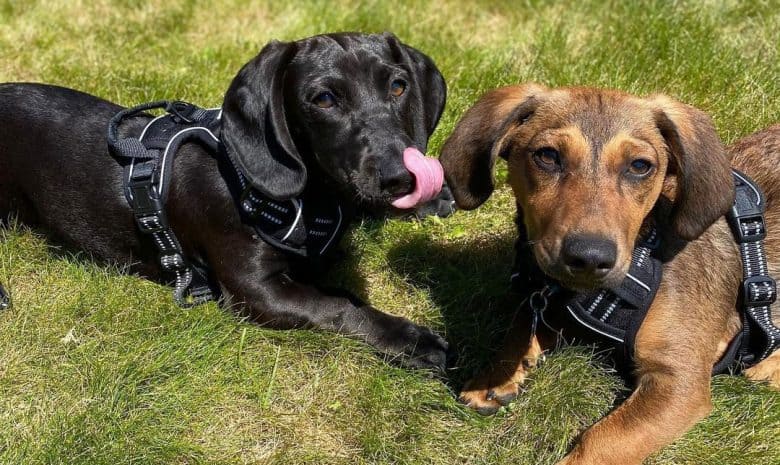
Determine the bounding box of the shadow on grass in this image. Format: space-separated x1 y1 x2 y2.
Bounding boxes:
387 229 522 389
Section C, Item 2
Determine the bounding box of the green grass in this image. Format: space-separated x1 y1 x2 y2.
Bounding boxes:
1 0 779 463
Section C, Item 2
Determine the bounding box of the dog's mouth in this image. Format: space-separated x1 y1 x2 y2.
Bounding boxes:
535 248 627 292
555 272 620 292
389 147 444 210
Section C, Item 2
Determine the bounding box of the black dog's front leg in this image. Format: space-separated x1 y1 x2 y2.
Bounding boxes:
258 272 449 370
209 242 449 371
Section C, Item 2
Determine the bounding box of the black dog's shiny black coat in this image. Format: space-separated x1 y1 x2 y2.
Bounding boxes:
0 33 451 370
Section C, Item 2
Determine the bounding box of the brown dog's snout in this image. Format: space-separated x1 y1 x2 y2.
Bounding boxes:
561 234 617 278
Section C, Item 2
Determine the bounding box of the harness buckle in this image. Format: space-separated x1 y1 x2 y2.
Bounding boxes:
742 276 777 307
728 182 766 243
160 253 187 272
127 181 164 216
127 181 169 234
136 214 169 234
730 215 767 243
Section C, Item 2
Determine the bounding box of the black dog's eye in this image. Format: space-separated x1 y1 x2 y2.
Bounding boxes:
627 159 653 177
533 148 562 171
312 91 336 109
390 79 406 97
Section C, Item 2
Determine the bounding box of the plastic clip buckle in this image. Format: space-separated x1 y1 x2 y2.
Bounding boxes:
743 275 777 307
160 253 186 272
728 183 766 243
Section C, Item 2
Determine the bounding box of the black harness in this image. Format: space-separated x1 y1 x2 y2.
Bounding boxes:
0 284 9 310
514 170 780 375
107 101 347 307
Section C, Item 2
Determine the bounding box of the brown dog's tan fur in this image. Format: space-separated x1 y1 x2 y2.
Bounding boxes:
441 84 780 465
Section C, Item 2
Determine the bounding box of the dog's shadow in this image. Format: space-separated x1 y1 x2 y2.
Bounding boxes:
386 229 520 389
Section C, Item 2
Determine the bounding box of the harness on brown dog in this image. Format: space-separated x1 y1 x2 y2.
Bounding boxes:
107 101 347 307
514 170 780 375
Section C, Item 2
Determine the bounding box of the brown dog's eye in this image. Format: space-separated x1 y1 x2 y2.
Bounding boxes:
390 79 406 97
533 148 562 171
313 91 336 108
628 159 653 176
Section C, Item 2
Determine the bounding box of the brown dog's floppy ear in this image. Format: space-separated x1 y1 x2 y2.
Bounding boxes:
383 32 447 149
652 96 734 240
221 41 303 200
439 84 545 210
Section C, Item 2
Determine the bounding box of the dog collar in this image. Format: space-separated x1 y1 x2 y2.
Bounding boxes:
107 101 348 306
514 170 780 376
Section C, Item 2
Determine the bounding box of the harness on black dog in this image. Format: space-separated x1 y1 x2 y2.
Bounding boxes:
0 283 9 310
514 170 780 375
107 101 347 307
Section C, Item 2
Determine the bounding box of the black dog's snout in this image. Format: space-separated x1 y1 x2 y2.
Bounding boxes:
561 234 617 277
380 162 414 197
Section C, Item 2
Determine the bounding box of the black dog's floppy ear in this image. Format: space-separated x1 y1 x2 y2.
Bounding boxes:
222 40 302 200
439 84 546 210
384 33 446 148
652 95 734 240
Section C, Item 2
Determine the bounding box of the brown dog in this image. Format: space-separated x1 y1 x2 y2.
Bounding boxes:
440 84 780 465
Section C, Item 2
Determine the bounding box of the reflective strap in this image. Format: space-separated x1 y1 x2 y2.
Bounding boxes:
737 233 779 362
0 282 10 310
730 170 780 365
109 101 220 307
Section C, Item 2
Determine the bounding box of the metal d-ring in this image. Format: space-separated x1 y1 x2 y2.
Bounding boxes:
527 284 564 337
529 286 550 313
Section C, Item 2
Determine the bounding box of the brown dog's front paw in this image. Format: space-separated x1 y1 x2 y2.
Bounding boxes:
458 363 533 415
744 350 780 388
459 338 544 415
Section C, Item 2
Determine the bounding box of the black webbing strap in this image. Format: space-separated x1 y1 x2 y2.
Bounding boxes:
725 170 780 368
236 177 345 258
107 101 220 307
220 145 346 259
0 283 9 310
564 229 662 361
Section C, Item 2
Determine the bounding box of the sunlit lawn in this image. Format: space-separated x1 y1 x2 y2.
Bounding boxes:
1 1 778 464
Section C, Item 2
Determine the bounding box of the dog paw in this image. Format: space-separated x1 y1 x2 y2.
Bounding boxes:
413 183 456 219
379 316 451 372
458 350 543 415
458 369 526 415
744 350 780 388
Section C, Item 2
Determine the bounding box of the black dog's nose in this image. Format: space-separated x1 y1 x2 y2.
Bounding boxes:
561 234 617 277
380 163 414 197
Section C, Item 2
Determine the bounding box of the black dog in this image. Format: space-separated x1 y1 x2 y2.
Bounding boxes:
0 32 451 370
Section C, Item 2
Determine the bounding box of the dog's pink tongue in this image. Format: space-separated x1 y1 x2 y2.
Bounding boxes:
391 147 444 210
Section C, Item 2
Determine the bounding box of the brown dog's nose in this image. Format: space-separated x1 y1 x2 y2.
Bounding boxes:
561 234 617 277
